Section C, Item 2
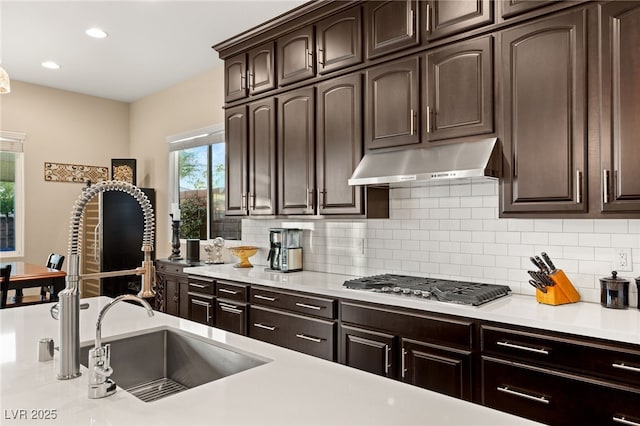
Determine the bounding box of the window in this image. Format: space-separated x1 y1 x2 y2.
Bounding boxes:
168 125 241 241
0 131 25 257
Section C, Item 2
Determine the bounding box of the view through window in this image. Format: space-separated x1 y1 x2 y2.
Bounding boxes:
169 126 240 241
0 131 25 257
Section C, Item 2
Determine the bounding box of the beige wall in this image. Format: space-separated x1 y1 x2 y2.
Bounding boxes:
0 81 129 265
129 65 225 257
0 64 224 266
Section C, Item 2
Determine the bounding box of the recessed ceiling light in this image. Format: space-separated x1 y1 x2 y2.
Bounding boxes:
86 27 108 39
41 61 61 70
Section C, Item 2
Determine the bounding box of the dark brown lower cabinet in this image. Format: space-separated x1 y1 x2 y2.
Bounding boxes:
401 338 472 400
215 299 247 335
340 324 396 378
188 292 214 326
155 260 189 318
482 356 640 426
249 305 336 361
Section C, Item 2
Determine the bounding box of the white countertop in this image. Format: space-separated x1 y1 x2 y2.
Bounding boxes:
0 298 538 426
185 264 640 346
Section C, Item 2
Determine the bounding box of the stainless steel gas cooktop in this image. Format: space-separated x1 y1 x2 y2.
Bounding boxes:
343 274 511 306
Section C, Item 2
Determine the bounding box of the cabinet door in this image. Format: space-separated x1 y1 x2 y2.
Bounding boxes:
316 6 362 75
424 35 493 142
277 88 315 215
339 324 396 378
215 300 247 335
188 293 214 326
401 339 473 401
248 98 276 215
224 53 247 102
248 42 275 95
316 74 363 215
277 26 315 86
600 2 640 212
225 105 248 216
423 0 493 42
365 0 419 59
178 278 189 319
164 275 180 317
500 0 556 19
366 57 420 149
500 8 587 214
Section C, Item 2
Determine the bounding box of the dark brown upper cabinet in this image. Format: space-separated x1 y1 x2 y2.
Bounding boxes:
423 35 493 142
423 0 493 42
248 98 277 215
277 26 315 87
225 105 248 216
316 6 362 75
599 1 640 213
277 88 315 215
248 42 275 95
500 8 587 214
224 53 247 102
366 56 420 150
316 73 363 215
365 0 419 59
499 0 557 19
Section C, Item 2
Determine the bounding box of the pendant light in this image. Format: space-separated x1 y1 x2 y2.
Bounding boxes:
0 66 10 94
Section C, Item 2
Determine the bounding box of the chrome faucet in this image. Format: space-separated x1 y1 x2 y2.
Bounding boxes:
53 180 156 380
88 294 154 399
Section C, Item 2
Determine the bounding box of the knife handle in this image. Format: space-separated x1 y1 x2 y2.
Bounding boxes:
541 252 557 272
535 256 550 274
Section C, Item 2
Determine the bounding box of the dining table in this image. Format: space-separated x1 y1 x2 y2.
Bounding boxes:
1 261 66 302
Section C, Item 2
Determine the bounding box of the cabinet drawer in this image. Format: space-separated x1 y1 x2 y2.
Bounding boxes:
156 261 185 275
481 325 640 388
341 301 473 350
481 356 584 425
251 286 336 320
249 306 335 361
216 280 248 302
215 300 247 336
188 276 215 295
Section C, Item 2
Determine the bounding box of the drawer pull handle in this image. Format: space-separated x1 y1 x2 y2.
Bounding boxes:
613 416 640 426
497 386 549 405
190 283 208 289
295 333 322 343
254 294 276 302
497 341 549 355
253 323 276 331
219 288 239 295
384 345 390 375
220 306 242 315
295 302 322 311
612 363 640 373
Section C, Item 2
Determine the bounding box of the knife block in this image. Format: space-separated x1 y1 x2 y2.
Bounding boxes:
536 269 581 305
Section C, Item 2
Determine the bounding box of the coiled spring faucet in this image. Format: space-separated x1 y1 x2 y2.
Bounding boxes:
54 180 156 380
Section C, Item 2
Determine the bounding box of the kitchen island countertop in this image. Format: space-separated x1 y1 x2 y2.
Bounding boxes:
0 297 539 426
185 264 640 345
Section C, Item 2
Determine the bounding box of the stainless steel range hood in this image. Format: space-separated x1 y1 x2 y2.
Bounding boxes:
348 138 501 186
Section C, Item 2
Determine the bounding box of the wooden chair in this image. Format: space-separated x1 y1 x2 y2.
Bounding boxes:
0 264 12 309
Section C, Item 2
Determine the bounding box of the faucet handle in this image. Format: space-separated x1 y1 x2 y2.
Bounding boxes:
94 344 113 377
50 302 89 320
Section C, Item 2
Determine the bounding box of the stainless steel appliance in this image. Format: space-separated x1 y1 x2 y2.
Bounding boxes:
343 274 510 306
266 228 302 272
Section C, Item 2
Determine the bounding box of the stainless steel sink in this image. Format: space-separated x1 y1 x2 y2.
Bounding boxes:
80 327 269 402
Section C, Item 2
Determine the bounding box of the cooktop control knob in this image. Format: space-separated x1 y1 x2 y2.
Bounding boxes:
413 289 422 296
392 287 402 293
402 288 412 294
381 286 391 293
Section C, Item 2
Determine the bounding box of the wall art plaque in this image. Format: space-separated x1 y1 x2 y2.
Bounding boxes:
44 162 108 183
111 158 136 185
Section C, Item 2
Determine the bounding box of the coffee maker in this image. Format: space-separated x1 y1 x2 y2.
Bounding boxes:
267 228 303 272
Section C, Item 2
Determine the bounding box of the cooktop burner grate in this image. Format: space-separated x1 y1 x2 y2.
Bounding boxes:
343 274 511 306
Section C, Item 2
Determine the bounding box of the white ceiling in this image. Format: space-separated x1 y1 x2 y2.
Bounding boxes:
1 0 307 102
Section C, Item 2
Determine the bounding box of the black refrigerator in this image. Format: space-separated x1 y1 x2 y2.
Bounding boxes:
82 188 156 298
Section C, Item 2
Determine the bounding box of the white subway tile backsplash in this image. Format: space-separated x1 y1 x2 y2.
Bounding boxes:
243 181 640 302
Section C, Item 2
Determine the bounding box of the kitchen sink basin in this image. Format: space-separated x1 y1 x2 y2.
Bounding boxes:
80 328 269 402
